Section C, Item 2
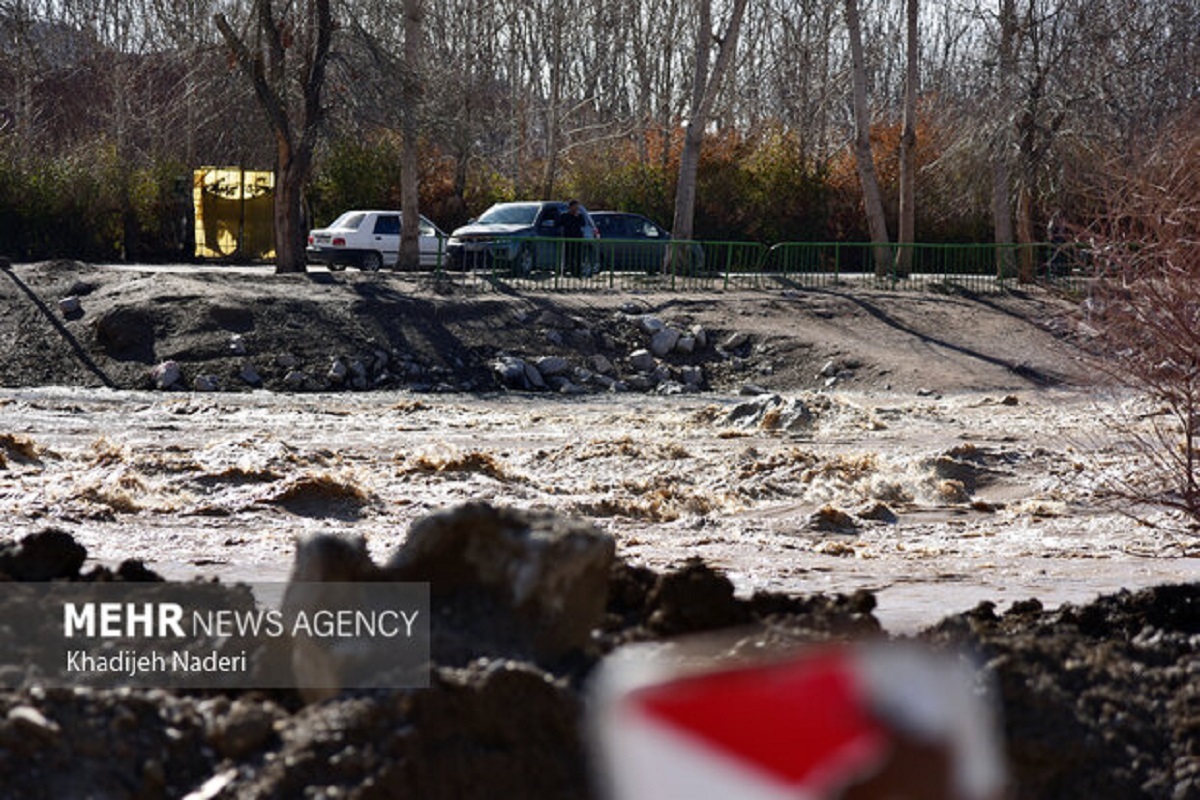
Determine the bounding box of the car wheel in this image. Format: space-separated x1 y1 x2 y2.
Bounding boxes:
360 251 383 272
515 245 534 277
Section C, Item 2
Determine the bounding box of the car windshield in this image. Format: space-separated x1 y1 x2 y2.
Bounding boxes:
476 204 540 225
328 212 365 230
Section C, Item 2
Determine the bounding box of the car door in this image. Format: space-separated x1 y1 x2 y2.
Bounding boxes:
416 216 443 268
371 213 402 266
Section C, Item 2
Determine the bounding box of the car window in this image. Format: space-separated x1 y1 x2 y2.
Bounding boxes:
642 221 662 238
477 204 540 225
537 205 563 227
329 212 365 230
373 215 401 235
418 219 436 236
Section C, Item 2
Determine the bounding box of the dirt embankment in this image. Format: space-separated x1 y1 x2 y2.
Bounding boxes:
0 260 1092 396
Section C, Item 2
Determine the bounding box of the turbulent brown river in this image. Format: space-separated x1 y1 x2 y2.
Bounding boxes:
1 385 1195 632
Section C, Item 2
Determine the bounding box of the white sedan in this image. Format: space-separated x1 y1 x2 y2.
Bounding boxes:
306 210 447 271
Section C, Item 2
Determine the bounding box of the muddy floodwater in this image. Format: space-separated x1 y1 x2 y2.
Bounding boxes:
1 385 1195 632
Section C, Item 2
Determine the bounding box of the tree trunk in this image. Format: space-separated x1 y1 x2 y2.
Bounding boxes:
274 139 309 273
895 0 918 277
991 0 1017 278
398 0 424 271
214 0 332 275
670 0 749 244
844 0 891 276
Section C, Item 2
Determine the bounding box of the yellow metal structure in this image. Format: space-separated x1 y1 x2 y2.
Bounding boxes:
193 167 276 259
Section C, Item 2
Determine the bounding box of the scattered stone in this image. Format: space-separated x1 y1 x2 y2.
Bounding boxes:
649 327 681 357
192 374 219 392
690 324 708 349
588 354 614 375
637 315 665 335
1001 395 1020 406
328 358 349 384
238 363 262 387
628 349 657 373
739 383 771 396
283 370 307 388
726 393 815 432
720 331 750 352
625 374 657 392
523 362 547 390
228 334 246 355
819 360 838 377
276 354 299 369
535 355 571 378
916 387 936 397
674 335 696 355
680 365 704 386
492 356 528 389
151 360 182 390
59 296 82 316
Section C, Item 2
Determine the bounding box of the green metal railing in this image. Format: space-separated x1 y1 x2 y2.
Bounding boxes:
430 237 1090 294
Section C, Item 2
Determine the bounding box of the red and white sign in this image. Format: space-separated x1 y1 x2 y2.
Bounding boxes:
590 642 1004 800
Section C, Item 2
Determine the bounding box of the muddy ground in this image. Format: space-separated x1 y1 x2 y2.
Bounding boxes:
0 260 1197 799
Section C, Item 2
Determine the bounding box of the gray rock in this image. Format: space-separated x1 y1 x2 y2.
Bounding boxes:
328 358 349 384
675 335 696 355
536 355 571 377
544 329 565 347
276 354 299 369
690 325 708 349
373 349 390 372
59 296 81 316
650 327 682 357
681 365 704 386
228 334 246 355
588 354 615 375
637 315 666 335
721 331 750 351
626 374 657 391
192 374 220 392
239 363 263 386
568 328 595 349
388 502 615 661
629 349 657 373
523 362 547 390
152 360 182 390
283 370 308 388
492 357 528 389
820 359 839 377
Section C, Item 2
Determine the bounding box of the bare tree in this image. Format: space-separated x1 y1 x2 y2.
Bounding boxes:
671 0 749 244
844 0 890 275
1082 114 1200 526
214 0 332 273
989 0 1017 277
398 0 424 270
895 0 917 276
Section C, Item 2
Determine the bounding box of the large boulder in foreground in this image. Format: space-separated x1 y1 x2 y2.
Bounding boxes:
387 502 616 663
